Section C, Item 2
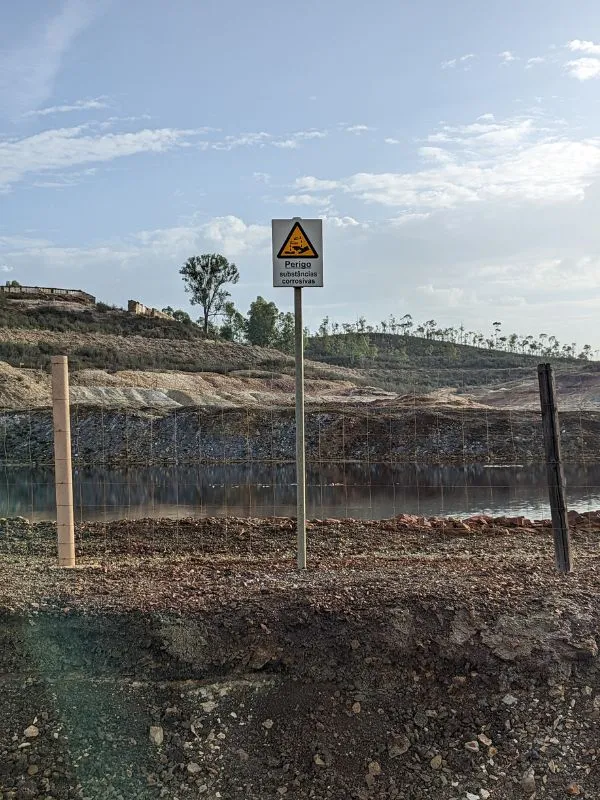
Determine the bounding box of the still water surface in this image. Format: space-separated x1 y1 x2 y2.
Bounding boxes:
1 463 600 522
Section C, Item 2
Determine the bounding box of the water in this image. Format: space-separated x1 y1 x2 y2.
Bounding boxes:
1 463 600 522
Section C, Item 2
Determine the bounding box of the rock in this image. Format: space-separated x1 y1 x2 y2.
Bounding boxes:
237 749 249 762
480 791 490 799
23 726 39 739
187 762 202 775
368 761 381 776
466 794 479 800
521 768 536 794
26 765 38 776
201 701 217 713
352 702 361 714
262 719 274 730
502 694 518 706
313 754 325 767
478 733 492 746
149 726 164 746
566 784 581 796
465 741 479 752
389 736 410 758
430 754 443 770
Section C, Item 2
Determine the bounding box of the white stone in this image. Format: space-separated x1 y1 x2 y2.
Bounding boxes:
149 726 164 746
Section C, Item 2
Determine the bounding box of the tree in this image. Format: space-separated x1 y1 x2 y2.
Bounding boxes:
5 280 20 287
246 296 279 346
179 254 239 333
274 312 295 354
492 321 502 346
400 314 413 336
219 301 247 342
162 306 192 324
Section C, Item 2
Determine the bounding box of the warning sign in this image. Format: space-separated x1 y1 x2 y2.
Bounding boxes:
277 221 319 259
272 218 323 287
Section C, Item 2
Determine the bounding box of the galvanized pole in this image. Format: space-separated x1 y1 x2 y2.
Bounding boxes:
537 363 572 574
294 286 307 569
51 355 76 567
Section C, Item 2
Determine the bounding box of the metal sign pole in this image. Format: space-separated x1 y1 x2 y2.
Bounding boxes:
272 216 322 570
294 286 307 569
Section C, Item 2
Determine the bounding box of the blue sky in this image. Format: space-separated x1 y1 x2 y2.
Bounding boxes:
1 0 600 348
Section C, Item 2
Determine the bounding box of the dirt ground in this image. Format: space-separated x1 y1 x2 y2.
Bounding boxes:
1 514 600 800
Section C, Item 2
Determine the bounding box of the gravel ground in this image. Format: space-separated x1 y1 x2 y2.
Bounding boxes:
1 513 600 799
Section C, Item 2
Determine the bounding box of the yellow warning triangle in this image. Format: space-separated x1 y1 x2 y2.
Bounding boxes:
277 222 318 258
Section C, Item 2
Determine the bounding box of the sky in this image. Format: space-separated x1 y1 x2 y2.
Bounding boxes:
1 0 600 349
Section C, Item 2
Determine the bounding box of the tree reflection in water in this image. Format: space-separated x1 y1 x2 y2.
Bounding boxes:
1 462 599 522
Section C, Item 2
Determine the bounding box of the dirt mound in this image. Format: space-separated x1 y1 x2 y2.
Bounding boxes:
470 370 600 410
0 362 51 408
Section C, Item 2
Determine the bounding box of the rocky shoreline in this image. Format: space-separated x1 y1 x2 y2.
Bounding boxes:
1 404 600 466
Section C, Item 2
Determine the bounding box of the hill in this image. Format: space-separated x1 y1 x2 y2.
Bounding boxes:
305 331 592 393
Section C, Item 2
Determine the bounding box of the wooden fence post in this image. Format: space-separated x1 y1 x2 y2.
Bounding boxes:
51 356 75 567
537 363 572 574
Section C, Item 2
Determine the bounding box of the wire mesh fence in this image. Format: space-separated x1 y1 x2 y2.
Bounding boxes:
1 361 599 561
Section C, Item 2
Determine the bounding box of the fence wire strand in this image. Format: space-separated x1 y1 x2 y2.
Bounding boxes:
0 361 598 561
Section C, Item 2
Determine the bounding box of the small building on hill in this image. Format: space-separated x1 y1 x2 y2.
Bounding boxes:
0 285 96 305
128 300 173 320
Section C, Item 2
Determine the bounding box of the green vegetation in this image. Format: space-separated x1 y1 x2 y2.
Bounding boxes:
179 254 239 333
0 266 595 394
0 299 205 340
309 315 595 362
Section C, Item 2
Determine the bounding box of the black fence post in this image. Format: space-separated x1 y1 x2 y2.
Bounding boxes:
537 363 572 574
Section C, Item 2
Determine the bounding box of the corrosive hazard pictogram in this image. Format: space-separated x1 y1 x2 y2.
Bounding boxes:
277 221 319 258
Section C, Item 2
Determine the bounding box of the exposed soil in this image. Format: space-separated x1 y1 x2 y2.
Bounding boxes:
470 372 600 411
1 514 600 799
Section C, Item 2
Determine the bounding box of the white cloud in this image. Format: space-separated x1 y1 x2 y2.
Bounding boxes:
477 255 600 292
441 54 475 70
272 139 298 149
477 113 495 121
202 216 270 257
253 172 271 184
32 167 97 188
284 194 331 206
499 50 517 63
0 122 332 191
417 283 475 307
0 126 199 191
392 212 431 226
0 265 13 272
385 138 401 145
418 146 454 163
345 125 372 134
565 57 600 81
3 215 272 273
295 176 340 192
567 39 600 55
0 0 101 117
22 97 109 118
321 215 361 228
293 130 327 140
296 116 600 211
204 128 327 151
526 56 546 68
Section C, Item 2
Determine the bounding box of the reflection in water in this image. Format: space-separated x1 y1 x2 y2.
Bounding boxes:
1 462 600 522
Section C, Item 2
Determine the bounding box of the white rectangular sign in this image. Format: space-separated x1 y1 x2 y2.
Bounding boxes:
272 218 323 288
